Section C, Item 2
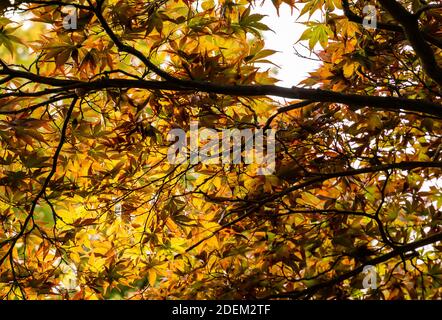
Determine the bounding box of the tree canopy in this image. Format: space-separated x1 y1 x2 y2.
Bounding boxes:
0 0 441 300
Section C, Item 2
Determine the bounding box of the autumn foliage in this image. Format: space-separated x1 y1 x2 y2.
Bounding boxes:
0 0 441 299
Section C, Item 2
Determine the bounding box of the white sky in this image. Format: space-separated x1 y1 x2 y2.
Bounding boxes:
254 1 320 87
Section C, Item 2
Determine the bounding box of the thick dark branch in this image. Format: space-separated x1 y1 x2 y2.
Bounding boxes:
414 3 442 18
378 0 442 87
11 1 442 114
1 68 442 117
264 230 442 299
341 0 442 49
342 0 402 32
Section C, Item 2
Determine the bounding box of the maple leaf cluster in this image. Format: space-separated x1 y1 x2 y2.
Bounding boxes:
0 0 441 300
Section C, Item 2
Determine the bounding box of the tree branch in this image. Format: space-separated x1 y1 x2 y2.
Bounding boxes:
378 0 442 87
1 68 442 117
414 3 442 18
342 0 442 49
0 96 78 268
183 161 442 255
264 230 442 299
86 0 178 82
